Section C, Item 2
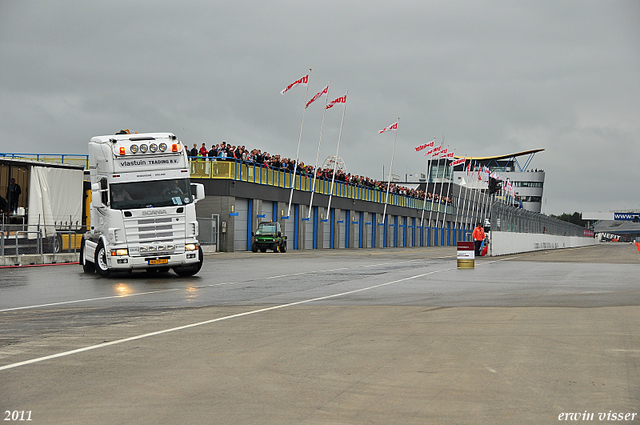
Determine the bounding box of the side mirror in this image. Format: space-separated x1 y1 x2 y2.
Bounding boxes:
91 182 104 208
192 183 205 202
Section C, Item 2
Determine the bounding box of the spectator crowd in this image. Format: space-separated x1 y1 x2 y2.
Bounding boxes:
189 141 454 207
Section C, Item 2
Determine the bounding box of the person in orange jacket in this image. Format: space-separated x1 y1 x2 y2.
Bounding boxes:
472 223 485 256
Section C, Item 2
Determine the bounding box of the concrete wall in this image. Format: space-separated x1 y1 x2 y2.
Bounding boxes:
490 231 598 256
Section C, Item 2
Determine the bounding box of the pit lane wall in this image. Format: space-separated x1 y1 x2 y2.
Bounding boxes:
489 231 598 256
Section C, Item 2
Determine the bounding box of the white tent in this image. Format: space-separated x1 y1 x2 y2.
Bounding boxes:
27 165 84 238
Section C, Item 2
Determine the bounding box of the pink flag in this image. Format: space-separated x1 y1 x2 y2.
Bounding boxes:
378 122 398 134
325 94 347 109
280 74 309 95
305 84 329 108
415 140 435 152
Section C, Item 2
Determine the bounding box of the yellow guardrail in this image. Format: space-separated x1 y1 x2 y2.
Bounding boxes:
189 158 453 213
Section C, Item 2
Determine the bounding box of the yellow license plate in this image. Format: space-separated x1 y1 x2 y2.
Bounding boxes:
148 259 169 265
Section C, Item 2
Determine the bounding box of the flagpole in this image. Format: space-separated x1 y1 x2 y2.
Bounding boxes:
287 68 312 218
434 145 448 240
308 83 330 219
419 151 430 227
382 118 399 225
461 162 474 239
441 154 454 232
326 90 348 215
427 141 443 240
452 156 465 242
420 138 435 227
470 168 480 227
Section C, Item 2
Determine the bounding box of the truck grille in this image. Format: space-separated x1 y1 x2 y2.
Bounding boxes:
123 215 186 243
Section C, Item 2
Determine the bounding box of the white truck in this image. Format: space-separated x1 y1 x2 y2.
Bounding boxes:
81 131 205 277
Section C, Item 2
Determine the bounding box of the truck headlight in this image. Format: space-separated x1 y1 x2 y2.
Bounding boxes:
185 244 198 251
110 249 129 256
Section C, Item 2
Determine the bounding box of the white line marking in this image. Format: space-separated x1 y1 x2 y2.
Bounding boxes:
0 288 182 313
0 259 422 312
0 268 449 371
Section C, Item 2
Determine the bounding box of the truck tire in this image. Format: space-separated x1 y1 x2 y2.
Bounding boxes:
251 242 258 253
279 242 287 253
173 246 203 277
80 239 95 274
94 240 111 277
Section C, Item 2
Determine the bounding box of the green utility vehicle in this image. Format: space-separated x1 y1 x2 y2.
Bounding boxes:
251 221 287 253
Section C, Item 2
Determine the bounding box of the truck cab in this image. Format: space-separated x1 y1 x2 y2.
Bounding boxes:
81 132 205 276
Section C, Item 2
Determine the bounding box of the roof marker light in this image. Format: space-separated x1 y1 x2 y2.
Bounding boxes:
172 144 178 152
119 147 126 155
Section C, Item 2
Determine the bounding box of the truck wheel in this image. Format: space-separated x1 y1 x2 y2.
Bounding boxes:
94 240 111 277
251 242 258 253
53 234 62 253
173 246 203 277
279 242 287 253
80 239 95 274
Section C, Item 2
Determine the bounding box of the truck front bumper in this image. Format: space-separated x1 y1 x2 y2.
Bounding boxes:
107 251 200 270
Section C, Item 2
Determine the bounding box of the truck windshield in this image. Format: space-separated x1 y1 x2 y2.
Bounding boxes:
110 178 193 210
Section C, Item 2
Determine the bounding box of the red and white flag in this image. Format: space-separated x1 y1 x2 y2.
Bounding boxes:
325 94 347 109
425 148 437 157
305 84 329 108
450 157 465 167
379 121 398 134
466 161 472 176
439 148 448 157
415 139 435 152
280 74 309 95
442 152 455 158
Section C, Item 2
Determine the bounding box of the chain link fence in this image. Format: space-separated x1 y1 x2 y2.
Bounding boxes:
490 201 585 236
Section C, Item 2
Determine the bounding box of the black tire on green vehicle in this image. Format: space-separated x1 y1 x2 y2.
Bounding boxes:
279 242 287 253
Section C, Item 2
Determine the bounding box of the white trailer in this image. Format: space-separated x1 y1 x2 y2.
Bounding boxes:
81 132 205 276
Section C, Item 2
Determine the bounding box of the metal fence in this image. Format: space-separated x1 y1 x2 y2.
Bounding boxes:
1 222 82 257
197 215 219 251
490 201 586 237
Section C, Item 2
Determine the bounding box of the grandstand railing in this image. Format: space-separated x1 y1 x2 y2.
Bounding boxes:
188 157 454 214
0 153 89 169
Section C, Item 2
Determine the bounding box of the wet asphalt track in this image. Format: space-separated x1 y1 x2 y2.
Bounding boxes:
1 244 638 424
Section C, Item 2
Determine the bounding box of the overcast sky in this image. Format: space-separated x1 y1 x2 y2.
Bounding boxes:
1 0 638 215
